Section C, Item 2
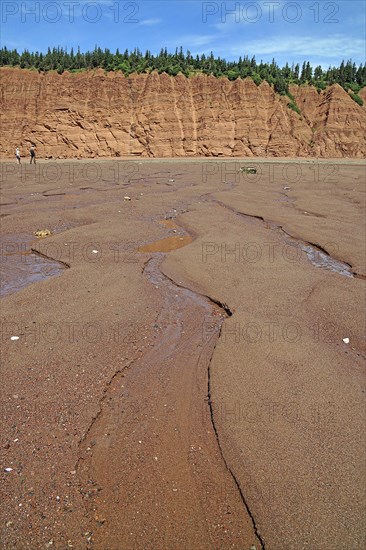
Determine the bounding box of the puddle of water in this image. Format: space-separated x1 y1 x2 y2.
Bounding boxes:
0 235 67 298
301 244 353 277
284 235 354 278
138 235 193 253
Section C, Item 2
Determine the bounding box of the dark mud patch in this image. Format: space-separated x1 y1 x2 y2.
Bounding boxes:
0 234 68 298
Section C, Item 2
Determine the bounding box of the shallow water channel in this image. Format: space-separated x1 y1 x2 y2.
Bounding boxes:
0 234 66 298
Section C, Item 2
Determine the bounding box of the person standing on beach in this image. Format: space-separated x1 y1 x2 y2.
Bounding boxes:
15 147 21 164
30 145 36 164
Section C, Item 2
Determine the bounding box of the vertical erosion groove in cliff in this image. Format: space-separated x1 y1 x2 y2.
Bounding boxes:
1 68 365 158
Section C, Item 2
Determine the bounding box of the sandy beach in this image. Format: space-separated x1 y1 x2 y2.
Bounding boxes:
0 158 365 549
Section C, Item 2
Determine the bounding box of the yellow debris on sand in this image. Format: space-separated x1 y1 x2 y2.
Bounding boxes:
34 229 52 238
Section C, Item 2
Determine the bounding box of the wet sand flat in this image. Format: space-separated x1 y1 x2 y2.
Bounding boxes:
0 159 365 549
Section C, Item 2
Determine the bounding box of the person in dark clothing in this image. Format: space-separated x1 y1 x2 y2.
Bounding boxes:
30 145 36 164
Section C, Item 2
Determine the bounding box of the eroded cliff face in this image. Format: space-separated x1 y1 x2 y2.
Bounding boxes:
0 67 365 158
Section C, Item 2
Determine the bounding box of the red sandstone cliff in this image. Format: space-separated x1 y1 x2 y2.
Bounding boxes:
0 68 365 158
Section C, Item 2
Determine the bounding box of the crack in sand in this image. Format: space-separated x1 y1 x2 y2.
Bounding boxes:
205 195 358 278
30 247 71 269
160 267 265 548
159 257 265 548
155 242 265 547
74 219 263 547
75 357 137 472
161 268 234 318
207 322 266 550
149 254 265 548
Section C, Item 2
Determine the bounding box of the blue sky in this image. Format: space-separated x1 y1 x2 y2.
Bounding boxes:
1 0 365 68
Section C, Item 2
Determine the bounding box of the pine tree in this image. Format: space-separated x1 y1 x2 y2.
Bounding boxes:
314 66 323 80
0 47 365 92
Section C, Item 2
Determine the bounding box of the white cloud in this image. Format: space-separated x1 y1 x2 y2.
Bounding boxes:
139 18 162 26
220 35 365 59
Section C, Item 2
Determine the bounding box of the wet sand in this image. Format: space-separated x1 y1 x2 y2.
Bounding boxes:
0 159 365 549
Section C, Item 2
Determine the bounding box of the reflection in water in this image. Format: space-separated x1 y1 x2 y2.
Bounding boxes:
302 244 353 277
138 235 193 253
283 235 354 278
0 235 66 298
